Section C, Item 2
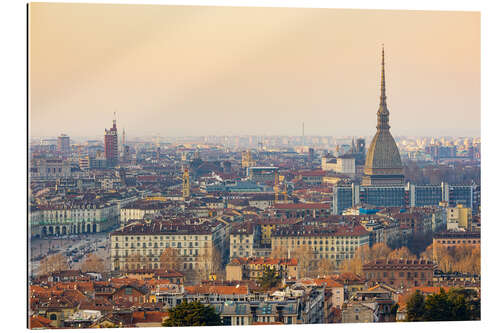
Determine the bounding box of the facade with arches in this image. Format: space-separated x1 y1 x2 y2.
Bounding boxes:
29 202 119 238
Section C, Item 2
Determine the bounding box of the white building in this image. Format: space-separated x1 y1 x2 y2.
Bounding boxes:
321 155 355 177
29 201 119 237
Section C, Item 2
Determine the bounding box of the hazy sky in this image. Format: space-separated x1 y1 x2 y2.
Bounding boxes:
29 3 480 138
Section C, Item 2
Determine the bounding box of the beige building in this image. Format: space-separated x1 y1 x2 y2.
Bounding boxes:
110 219 227 273
30 158 73 180
120 200 170 224
447 204 471 231
226 257 298 281
271 224 370 268
230 223 255 258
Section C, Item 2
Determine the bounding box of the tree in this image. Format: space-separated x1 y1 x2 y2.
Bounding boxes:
159 248 182 271
162 301 221 327
293 245 315 278
420 244 480 274
39 253 69 275
195 246 223 283
340 243 390 275
126 252 144 271
211 247 223 278
422 288 453 321
316 258 335 277
259 266 281 290
419 244 434 262
81 253 105 273
370 243 392 260
387 246 417 261
406 290 426 321
340 255 363 275
270 245 288 259
406 288 480 322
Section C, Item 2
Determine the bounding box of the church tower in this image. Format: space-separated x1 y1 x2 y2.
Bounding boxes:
362 46 404 186
182 167 190 199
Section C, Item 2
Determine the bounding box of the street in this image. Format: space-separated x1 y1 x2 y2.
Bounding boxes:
29 233 111 276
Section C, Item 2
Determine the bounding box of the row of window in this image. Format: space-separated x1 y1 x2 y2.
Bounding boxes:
115 248 202 256
274 244 357 252
276 239 358 245
116 235 210 241
114 241 210 249
437 239 479 244
366 271 430 279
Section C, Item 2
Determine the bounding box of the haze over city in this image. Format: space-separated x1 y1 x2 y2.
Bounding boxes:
29 3 480 138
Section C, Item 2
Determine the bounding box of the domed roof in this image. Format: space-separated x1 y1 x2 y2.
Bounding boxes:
363 46 403 181
364 130 402 174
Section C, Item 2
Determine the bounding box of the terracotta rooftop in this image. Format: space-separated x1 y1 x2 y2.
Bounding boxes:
132 311 168 324
274 203 331 210
184 285 249 295
30 315 53 329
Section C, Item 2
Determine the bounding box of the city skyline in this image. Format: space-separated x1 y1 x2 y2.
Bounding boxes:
29 3 480 138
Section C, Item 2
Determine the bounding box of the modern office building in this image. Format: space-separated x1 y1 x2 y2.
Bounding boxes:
332 182 478 215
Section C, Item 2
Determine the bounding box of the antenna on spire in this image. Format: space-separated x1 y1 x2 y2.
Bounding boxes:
113 111 117 128
380 44 386 105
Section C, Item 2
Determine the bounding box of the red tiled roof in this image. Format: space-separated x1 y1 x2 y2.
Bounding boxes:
185 285 248 295
274 203 330 210
30 315 53 329
299 170 328 177
132 311 168 323
312 278 344 288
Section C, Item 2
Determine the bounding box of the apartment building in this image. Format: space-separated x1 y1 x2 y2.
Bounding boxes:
110 219 228 272
271 224 370 268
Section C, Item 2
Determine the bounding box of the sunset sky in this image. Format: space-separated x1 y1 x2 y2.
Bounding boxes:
29 3 480 138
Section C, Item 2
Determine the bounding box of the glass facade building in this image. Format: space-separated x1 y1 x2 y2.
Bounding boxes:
332 182 477 215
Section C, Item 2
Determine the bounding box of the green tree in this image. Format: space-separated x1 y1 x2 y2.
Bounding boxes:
406 290 426 321
258 266 281 290
163 301 221 327
406 288 480 322
423 288 452 321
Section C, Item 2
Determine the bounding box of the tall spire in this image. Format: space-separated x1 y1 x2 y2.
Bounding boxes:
377 44 390 130
380 44 386 107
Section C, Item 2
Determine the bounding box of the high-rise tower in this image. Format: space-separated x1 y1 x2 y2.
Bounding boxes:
57 134 70 157
362 46 404 185
104 113 119 168
182 167 190 199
